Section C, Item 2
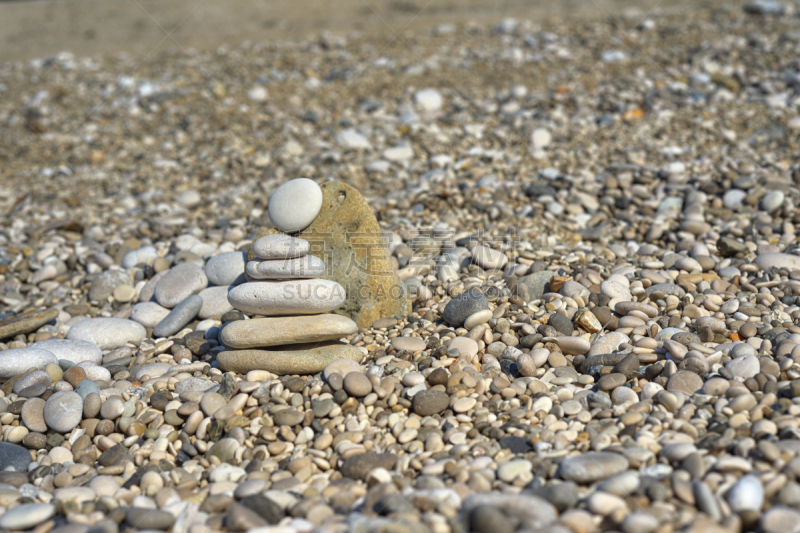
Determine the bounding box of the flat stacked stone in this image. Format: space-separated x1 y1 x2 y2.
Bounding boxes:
221 231 359 374
216 344 363 375
220 314 358 349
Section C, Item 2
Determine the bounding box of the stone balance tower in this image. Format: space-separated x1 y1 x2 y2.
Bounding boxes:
217 233 362 374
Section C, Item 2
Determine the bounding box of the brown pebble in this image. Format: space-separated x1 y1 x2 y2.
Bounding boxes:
427 368 448 386
343 372 372 397
64 366 87 387
598 373 626 391
739 322 757 339
83 393 102 419
177 402 199 416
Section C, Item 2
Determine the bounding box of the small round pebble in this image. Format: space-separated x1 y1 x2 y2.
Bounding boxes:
343 372 372 397
43 391 83 433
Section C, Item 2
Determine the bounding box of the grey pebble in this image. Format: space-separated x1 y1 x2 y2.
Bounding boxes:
153 294 203 337
205 252 247 286
442 289 489 326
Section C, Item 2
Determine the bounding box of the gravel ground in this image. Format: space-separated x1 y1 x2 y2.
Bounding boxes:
2 2 800 533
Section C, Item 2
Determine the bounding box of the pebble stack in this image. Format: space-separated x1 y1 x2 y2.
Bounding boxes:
219 232 362 374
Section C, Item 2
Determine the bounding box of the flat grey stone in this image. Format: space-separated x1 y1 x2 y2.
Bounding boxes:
558 452 629 484
442 289 488 326
0 442 33 472
197 286 234 319
67 318 146 350
154 263 208 308
153 295 203 337
130 301 171 328
0 348 58 379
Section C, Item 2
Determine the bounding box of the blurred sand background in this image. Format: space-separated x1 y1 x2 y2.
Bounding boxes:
0 0 713 64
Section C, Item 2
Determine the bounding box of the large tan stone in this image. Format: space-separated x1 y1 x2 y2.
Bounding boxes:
220 314 357 349
216 343 364 375
249 182 410 328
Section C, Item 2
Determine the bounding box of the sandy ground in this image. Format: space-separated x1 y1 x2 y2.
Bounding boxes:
0 0 714 64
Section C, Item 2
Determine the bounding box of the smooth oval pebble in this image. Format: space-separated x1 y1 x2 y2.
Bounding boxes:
453 397 476 413
667 371 703 395
600 280 631 301
205 251 247 286
122 246 158 269
0 348 58 379
100 397 125 420
0 503 55 530
0 442 32 471
80 362 110 381
30 338 103 365
472 245 508 270
391 336 427 352
21 398 47 433
558 336 591 355
558 452 630 483
615 301 658 318
761 507 800 533
130 301 171 328
154 263 208 308
726 474 764 512
412 390 449 416
497 459 532 483
726 355 760 379
43 391 83 433
268 178 323 232
447 336 478 357
343 372 372 397
12 370 51 393
134 363 171 380
754 252 800 271
464 309 492 329
113 284 136 302
67 318 146 350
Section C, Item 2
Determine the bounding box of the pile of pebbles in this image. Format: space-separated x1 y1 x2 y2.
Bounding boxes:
3 3 800 533
218 232 361 374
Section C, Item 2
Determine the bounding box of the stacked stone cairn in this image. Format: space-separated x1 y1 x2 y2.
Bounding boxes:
216 179 364 374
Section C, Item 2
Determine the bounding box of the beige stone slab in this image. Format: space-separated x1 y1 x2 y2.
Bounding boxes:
220 314 357 349
216 343 364 375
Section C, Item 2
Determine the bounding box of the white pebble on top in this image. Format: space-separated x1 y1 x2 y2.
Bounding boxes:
268 178 323 233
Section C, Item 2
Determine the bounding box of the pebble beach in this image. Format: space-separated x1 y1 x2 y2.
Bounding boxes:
2 1 800 532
